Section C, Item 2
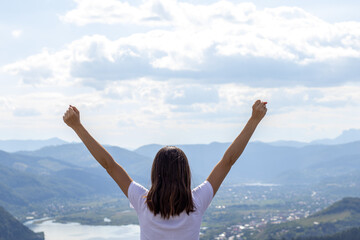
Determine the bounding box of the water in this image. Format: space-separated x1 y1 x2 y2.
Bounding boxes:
25 219 140 240
232 183 280 187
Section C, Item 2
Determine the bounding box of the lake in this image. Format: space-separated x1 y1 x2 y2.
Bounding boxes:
25 219 140 240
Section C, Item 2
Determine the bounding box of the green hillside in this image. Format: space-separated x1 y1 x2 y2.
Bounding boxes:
296 226 360 240
0 206 44 240
18 143 153 183
0 150 124 215
256 197 360 240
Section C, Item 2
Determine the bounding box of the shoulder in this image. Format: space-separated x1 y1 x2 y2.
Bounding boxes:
128 181 148 212
192 180 214 196
128 181 148 196
192 181 214 214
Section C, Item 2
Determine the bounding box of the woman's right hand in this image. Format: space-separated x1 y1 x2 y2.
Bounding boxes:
251 100 267 122
63 105 81 129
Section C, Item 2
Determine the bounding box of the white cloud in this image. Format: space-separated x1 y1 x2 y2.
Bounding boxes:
1 72 360 146
2 1 360 88
13 108 41 117
165 85 219 105
2 47 72 86
60 0 360 64
60 0 176 27
11 29 22 38
2 0 360 147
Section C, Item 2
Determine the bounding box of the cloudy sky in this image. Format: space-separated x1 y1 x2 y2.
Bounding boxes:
1 0 360 149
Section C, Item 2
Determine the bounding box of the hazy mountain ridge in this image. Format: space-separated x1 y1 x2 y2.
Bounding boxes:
135 142 228 182
0 143 153 215
265 128 360 147
18 143 153 184
136 140 360 184
7 140 360 187
273 142 360 184
1 133 360 218
311 129 360 145
0 149 126 214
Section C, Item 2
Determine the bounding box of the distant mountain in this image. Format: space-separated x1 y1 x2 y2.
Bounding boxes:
258 129 360 148
1 138 360 217
264 129 360 148
18 143 153 184
257 197 360 240
135 142 228 183
0 206 44 240
0 143 156 215
0 149 79 174
136 141 360 185
311 129 360 145
274 153 360 185
265 140 308 148
135 143 164 159
0 149 128 214
0 138 68 152
9 139 360 188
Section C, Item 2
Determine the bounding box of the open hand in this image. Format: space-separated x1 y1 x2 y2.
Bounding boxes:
251 100 267 122
63 105 81 129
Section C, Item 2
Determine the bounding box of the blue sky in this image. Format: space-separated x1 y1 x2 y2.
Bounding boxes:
1 0 360 149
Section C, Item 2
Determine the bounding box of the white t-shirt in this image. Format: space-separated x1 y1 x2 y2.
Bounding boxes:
128 180 214 240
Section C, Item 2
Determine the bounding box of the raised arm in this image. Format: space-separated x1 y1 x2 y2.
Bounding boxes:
63 105 132 197
207 100 267 196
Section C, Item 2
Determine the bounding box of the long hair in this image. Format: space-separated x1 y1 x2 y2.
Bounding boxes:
146 146 195 219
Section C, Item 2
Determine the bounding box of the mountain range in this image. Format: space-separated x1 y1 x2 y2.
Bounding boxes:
134 140 360 185
264 128 360 147
1 129 360 217
1 128 360 152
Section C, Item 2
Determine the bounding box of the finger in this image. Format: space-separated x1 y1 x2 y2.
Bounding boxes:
72 106 79 114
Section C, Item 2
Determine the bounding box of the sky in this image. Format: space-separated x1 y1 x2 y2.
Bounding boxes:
1 0 360 149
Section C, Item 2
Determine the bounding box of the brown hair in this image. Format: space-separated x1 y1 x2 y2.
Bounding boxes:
146 146 195 219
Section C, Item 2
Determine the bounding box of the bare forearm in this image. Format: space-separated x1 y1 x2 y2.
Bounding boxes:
73 124 114 169
223 117 260 166
207 100 266 196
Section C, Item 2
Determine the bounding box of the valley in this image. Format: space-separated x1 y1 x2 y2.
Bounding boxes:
1 134 360 239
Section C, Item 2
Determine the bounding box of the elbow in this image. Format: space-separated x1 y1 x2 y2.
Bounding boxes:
103 158 115 172
228 158 236 167
105 163 115 175
223 148 243 166
222 152 236 167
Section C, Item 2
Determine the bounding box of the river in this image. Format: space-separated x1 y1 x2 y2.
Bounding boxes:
25 219 140 240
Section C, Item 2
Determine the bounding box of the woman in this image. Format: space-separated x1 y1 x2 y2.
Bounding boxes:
63 100 267 240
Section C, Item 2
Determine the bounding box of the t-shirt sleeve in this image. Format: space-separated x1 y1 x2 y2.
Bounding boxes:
192 180 214 215
128 181 148 213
